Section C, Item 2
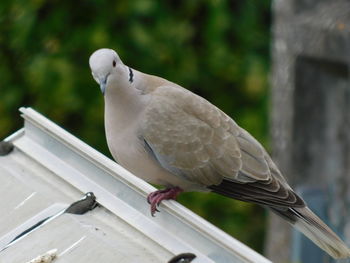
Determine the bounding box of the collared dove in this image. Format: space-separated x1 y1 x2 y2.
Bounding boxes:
89 48 350 259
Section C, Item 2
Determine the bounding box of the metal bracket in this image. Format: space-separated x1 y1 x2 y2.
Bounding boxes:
168 253 196 263
0 141 14 156
0 192 97 252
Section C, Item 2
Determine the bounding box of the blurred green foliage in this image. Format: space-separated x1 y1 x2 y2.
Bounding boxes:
0 0 271 253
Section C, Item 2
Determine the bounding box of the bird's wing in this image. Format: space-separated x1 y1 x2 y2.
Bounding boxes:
210 128 305 208
141 85 268 185
141 85 305 208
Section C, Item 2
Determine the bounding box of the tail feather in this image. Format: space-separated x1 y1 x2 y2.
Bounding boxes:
272 206 350 259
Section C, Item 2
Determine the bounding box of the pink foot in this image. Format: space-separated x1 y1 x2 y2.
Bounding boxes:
147 187 183 216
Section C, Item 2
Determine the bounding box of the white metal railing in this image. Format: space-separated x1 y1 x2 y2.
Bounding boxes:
7 107 272 263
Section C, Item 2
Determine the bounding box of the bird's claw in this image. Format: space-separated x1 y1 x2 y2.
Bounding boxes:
147 187 183 216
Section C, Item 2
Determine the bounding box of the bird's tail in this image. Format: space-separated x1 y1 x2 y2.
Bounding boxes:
271 206 350 259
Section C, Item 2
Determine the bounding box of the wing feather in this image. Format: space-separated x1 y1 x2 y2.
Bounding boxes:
141 85 304 208
141 85 241 185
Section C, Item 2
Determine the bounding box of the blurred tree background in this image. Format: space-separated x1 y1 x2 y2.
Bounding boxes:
0 0 271 253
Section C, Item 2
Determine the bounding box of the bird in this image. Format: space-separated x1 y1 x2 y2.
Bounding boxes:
89 48 350 259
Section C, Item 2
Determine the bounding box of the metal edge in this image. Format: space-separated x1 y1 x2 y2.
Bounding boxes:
18 107 272 263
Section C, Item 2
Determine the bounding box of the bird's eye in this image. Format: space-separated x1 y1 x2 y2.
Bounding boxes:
112 60 116 67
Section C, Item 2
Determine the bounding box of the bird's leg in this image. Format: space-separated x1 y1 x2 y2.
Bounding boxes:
147 186 183 216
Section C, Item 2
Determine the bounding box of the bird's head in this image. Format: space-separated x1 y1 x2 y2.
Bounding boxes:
89 48 124 95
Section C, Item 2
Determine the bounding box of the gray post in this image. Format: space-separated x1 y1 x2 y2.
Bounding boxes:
268 0 350 262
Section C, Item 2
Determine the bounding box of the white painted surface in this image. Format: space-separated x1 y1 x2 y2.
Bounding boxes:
0 107 271 263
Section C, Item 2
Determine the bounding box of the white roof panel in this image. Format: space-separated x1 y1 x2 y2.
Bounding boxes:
0 107 271 263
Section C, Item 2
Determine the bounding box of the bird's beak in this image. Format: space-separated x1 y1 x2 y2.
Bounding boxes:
98 74 110 95
99 82 106 95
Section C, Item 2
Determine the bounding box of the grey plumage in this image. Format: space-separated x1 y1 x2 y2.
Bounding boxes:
89 48 350 259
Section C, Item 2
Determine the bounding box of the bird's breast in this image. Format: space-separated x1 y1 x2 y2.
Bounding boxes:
105 127 167 184
105 128 206 191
